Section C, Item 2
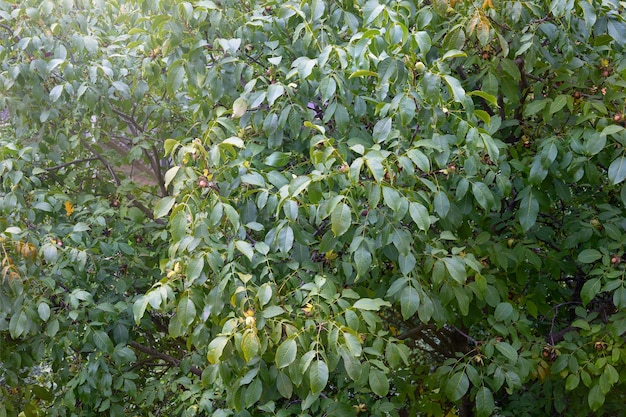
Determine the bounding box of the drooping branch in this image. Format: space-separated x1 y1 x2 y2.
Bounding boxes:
128 341 202 377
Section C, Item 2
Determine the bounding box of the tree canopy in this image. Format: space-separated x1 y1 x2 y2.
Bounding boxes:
2 0 626 416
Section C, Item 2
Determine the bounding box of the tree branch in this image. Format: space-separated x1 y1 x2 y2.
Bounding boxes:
128 341 202 377
80 139 121 186
46 157 99 171
0 23 19 40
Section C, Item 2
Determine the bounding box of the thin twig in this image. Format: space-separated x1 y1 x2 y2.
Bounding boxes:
451 325 479 347
45 157 99 171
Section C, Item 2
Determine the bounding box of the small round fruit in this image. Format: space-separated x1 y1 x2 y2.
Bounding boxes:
614 113 623 123
573 91 581 99
197 176 209 188
414 61 426 73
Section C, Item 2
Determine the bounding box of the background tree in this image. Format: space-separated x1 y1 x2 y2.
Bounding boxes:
1 0 626 416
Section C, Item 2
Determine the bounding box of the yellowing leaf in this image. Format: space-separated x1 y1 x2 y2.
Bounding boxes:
64 201 75 217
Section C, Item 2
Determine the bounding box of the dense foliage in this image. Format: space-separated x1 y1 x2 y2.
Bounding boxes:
2 0 626 416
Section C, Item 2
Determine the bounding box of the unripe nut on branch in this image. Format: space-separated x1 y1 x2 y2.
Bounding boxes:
414 61 426 73
197 176 209 188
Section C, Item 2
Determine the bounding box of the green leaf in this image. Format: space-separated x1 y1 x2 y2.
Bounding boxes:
445 371 469 402
443 75 465 102
9 310 28 339
132 296 149 325
235 240 254 261
222 137 245 148
241 329 260 362
400 286 420 320
369 368 390 397
348 70 379 79
614 286 626 309
267 84 285 106
442 49 467 60
319 76 336 102
49 84 63 102
608 156 626 185
262 305 285 318
83 35 98 53
566 373 580 391
443 257 466 284
524 99 548 116
186 256 204 284
475 386 495 417
93 330 114 352
289 176 311 197
469 90 499 107
331 202 351 237
232 97 248 118
549 94 568 114
364 153 385 183
354 245 372 277
177 294 196 327
494 302 513 322
580 278 601 306
277 371 293 398
353 298 390 311
434 191 450 218
245 378 262 407
154 196 176 219
207 336 229 364
37 302 50 322
264 151 291 167
407 149 430 172
341 349 363 381
363 0 385 24
495 342 518 362
276 339 297 369
343 332 362 356
167 65 185 95
472 182 493 210
578 249 602 263
588 385 605 411
372 117 392 143
518 190 538 231
309 359 329 393
409 201 430 231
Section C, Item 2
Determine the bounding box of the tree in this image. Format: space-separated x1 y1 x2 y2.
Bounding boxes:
1 0 626 416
